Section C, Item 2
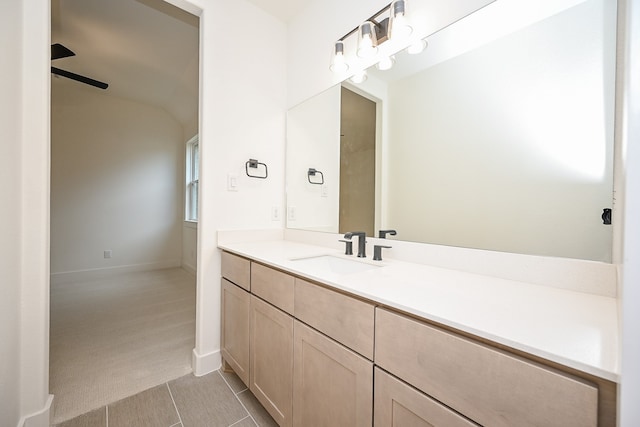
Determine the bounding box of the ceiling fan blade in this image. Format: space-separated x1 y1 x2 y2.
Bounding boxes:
51 43 76 60
51 67 109 90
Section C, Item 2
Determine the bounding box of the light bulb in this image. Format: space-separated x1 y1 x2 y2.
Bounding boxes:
330 41 349 73
377 55 395 71
389 0 412 41
357 22 378 58
407 39 427 55
350 70 368 84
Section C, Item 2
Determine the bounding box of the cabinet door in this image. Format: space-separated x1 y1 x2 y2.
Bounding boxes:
250 296 294 427
293 321 372 427
374 368 478 427
221 278 250 386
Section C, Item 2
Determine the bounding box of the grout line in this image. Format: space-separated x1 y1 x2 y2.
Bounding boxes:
166 382 184 427
217 370 259 426
228 415 253 427
217 369 248 395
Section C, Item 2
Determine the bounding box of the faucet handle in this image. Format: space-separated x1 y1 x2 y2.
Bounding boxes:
373 245 392 261
339 239 353 255
378 229 397 239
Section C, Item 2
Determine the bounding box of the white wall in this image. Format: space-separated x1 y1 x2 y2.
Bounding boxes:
286 85 341 232
165 0 288 375
384 0 614 261
1 0 52 425
51 83 184 275
0 0 24 425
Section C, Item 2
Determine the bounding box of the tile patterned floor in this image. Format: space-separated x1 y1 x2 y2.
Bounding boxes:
53 370 278 427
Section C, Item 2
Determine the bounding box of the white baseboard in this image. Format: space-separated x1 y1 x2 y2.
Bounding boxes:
19 394 53 427
192 348 221 376
50 259 182 284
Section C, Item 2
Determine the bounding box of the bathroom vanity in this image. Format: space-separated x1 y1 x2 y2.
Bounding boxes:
218 235 618 427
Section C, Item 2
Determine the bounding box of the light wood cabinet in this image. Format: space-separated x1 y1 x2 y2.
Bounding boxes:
294 278 375 359
374 367 479 427
220 251 608 427
250 295 293 427
375 308 598 427
220 278 250 386
293 321 373 427
221 251 251 291
251 262 295 315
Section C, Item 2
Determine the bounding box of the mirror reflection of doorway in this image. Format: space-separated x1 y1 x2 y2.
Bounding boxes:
339 87 376 236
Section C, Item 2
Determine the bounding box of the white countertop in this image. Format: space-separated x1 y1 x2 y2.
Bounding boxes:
218 239 619 382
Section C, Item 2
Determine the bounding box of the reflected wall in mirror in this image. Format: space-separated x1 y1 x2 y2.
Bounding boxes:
286 0 616 262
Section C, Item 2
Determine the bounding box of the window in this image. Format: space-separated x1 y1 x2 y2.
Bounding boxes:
185 135 199 222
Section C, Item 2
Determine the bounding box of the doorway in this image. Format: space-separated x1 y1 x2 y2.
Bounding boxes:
339 87 377 236
49 0 200 422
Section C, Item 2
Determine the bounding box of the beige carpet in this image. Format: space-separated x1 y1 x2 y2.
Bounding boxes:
49 267 196 424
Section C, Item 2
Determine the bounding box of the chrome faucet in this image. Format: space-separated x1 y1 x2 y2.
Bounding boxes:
343 231 367 258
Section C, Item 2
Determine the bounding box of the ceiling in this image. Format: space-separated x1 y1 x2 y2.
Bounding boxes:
51 0 313 127
51 0 199 126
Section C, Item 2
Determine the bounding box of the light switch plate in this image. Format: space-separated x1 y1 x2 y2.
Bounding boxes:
227 173 238 191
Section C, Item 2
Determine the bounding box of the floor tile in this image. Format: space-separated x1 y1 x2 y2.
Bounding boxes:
230 416 258 427
53 407 106 427
108 384 180 427
220 369 248 394
237 390 278 427
169 371 248 426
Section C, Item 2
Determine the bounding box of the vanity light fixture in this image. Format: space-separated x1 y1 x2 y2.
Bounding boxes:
377 55 395 71
329 40 349 73
357 21 379 58
329 0 424 74
350 70 368 84
389 0 412 41
407 38 428 55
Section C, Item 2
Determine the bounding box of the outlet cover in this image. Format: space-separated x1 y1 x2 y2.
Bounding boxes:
104 250 112 259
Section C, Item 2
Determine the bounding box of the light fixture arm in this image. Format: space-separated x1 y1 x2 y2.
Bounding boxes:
336 4 391 44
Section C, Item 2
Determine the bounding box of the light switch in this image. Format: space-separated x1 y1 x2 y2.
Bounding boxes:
227 173 238 191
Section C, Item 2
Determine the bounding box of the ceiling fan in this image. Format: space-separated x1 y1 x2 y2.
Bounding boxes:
51 43 109 90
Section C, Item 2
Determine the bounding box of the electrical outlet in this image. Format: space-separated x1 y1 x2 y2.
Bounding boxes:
288 206 296 221
321 184 329 197
271 206 280 221
104 250 112 259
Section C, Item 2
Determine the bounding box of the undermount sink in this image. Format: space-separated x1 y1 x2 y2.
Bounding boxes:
291 255 379 275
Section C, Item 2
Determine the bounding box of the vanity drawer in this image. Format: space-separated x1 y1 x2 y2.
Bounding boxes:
294 278 374 359
251 263 294 315
374 367 479 427
221 251 251 291
375 308 598 427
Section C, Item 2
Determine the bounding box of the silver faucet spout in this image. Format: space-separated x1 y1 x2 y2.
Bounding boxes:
343 231 367 258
